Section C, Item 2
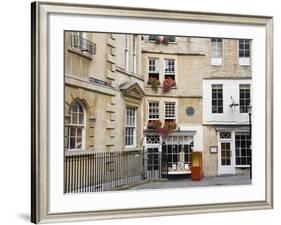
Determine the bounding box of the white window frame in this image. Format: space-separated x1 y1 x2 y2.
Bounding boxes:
239 84 251 113
125 107 136 148
239 39 251 66
148 58 159 73
164 102 176 120
211 84 223 114
211 38 223 65
148 101 160 120
67 101 86 151
164 58 175 75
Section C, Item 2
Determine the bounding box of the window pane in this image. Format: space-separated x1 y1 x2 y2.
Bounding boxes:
76 128 82 137
76 137 82 149
72 112 78 124
69 127 76 137
78 112 84 124
69 137 75 149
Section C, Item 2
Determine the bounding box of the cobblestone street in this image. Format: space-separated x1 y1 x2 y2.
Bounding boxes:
126 175 251 190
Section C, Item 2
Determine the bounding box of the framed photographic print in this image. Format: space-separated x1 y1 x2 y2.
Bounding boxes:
31 1 273 224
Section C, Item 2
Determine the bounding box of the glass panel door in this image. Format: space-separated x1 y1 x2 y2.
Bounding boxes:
218 141 235 175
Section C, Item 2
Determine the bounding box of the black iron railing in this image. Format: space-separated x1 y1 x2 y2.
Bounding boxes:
70 35 96 55
64 151 144 193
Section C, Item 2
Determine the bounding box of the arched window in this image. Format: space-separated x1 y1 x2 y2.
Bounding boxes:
68 101 85 150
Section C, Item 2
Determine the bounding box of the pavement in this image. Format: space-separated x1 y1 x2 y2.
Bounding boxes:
126 175 251 190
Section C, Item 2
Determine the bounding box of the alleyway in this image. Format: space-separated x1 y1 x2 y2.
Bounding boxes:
124 175 251 190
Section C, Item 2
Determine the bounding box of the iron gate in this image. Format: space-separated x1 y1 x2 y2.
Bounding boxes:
145 148 168 179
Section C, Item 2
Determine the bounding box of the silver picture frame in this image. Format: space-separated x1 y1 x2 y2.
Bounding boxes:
31 1 273 223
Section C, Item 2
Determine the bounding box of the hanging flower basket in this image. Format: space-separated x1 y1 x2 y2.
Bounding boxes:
162 77 176 91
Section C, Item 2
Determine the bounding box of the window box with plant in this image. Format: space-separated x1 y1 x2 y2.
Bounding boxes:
147 119 177 137
147 119 162 130
147 77 161 91
163 77 176 91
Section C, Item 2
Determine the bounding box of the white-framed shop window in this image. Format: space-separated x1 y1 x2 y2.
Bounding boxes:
235 132 251 167
148 101 160 120
67 100 86 151
239 39 251 66
125 107 136 147
211 38 223 65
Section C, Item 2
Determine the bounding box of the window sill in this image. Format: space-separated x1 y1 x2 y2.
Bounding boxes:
146 85 177 89
239 64 251 67
68 47 93 60
124 147 142 152
148 41 177 44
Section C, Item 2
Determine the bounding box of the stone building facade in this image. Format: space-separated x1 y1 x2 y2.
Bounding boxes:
64 32 251 178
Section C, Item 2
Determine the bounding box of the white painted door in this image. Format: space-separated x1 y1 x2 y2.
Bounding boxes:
218 141 235 175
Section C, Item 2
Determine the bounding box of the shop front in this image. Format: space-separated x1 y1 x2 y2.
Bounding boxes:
144 132 197 179
217 128 251 176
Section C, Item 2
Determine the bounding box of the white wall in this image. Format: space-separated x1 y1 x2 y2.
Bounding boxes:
0 0 280 225
203 79 252 125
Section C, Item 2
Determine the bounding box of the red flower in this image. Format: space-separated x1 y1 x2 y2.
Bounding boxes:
155 127 168 137
163 77 176 91
147 120 162 129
